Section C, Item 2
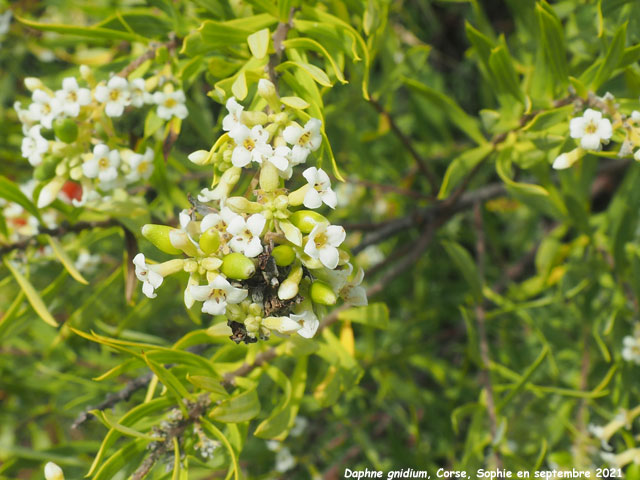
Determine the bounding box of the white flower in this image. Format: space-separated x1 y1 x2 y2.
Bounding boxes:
153 90 188 120
126 147 154 182
14 101 36 129
229 124 272 168
222 97 244 131
28 89 62 128
275 447 296 473
622 336 640 364
266 145 292 173
302 167 337 209
133 253 164 298
290 416 308 437
44 462 64 480
55 77 91 117
94 76 130 117
0 10 12 39
201 207 239 235
283 118 322 164
552 153 571 170
75 250 101 274
227 213 266 258
569 109 613 151
129 78 150 107
189 275 247 315
326 263 367 306
290 309 319 338
304 223 345 269
634 149 640 162
21 125 49 166
82 144 120 187
632 110 640 123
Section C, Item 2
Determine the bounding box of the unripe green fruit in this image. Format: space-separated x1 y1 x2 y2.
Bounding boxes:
199 228 221 255
221 253 256 280
40 128 55 141
290 210 328 234
271 245 295 266
141 224 183 255
33 156 61 181
310 280 337 305
53 118 78 143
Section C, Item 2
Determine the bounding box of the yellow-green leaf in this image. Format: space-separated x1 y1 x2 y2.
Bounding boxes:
3 258 58 327
247 28 270 59
46 235 88 285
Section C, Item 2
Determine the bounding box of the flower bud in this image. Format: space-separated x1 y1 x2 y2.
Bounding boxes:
260 161 280 192
24 77 44 91
53 118 78 143
290 210 329 234
142 224 183 255
278 263 303 300
184 259 198 273
258 78 281 112
221 252 256 280
248 302 263 316
310 280 337 305
155 259 186 276
198 167 241 202
34 156 61 182
188 149 212 165
274 195 288 210
272 245 296 267
225 196 263 214
37 176 65 208
199 228 221 255
201 257 223 271
263 316 301 335
44 462 65 480
241 111 269 127
288 184 310 206
169 230 199 257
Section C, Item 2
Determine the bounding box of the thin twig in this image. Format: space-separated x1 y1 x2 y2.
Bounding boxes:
369 97 439 194
117 35 179 78
0 220 118 256
473 202 501 467
267 8 296 88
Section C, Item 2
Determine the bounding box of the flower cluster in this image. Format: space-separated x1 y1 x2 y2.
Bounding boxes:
134 80 366 342
15 70 187 208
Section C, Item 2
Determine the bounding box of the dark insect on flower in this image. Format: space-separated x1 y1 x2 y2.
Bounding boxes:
228 320 257 344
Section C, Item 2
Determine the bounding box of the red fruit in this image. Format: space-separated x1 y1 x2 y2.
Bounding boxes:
60 181 83 203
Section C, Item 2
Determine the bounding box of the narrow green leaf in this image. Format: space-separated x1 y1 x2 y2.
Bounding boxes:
592 22 627 91
15 15 148 43
337 303 389 329
496 345 548 411
46 235 88 285
247 28 270 59
441 240 482 301
91 410 158 441
231 71 248 100
521 105 573 132
277 61 333 87
438 143 494 199
489 43 523 103
280 96 310 109
3 258 58 327
200 419 239 480
283 37 347 83
0 175 42 222
209 387 260 422
535 3 569 91
186 374 229 398
254 366 293 439
404 78 486 145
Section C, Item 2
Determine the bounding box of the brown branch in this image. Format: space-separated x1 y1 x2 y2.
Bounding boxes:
0 220 118 256
117 35 179 78
369 97 439 195
473 202 501 467
267 8 296 88
131 394 211 480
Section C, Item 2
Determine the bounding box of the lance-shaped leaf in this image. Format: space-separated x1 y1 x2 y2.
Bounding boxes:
3 258 58 327
209 387 260 422
0 175 43 223
46 235 88 285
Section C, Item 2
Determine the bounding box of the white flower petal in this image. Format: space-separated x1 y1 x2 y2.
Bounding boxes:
319 246 339 269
